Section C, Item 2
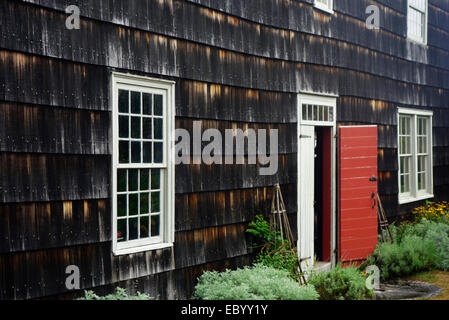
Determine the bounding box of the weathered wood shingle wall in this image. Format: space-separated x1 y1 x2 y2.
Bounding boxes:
0 0 448 299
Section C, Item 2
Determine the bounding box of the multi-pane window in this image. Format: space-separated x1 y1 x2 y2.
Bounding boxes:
398 108 433 204
407 0 427 44
314 0 333 13
112 73 175 255
302 104 334 123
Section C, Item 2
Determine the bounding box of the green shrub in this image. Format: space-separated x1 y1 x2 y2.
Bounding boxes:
78 287 153 300
247 215 301 280
308 265 373 300
194 264 319 300
365 235 438 280
255 247 299 280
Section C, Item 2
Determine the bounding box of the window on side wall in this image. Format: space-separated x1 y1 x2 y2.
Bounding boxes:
407 0 428 44
112 73 175 255
314 0 333 14
398 108 433 204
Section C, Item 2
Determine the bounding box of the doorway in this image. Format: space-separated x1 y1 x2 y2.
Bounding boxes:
297 93 337 272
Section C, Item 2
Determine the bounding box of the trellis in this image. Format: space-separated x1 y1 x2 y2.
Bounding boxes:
269 184 307 285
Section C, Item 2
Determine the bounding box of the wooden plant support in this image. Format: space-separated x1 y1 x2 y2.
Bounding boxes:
270 184 307 285
377 194 393 243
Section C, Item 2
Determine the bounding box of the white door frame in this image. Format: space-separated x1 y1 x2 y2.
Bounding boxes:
297 92 338 271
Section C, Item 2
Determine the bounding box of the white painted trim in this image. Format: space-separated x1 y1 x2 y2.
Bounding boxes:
313 0 334 15
111 72 176 256
397 107 433 116
297 93 338 270
406 0 428 45
397 107 434 205
298 93 337 127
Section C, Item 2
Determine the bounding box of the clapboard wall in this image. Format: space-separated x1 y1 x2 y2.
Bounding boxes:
0 0 448 299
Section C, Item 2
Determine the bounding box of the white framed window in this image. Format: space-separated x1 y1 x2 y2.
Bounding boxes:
407 0 428 44
397 108 433 204
314 0 333 14
299 93 337 127
112 73 175 255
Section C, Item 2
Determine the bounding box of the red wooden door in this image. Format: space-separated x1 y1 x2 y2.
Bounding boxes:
339 126 378 263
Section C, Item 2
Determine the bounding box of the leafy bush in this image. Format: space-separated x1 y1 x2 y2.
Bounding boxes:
308 265 373 300
247 215 301 280
194 264 319 300
78 287 153 300
365 235 438 280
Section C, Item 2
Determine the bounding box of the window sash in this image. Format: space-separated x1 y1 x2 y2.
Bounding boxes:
407 0 427 43
398 109 433 203
112 73 175 255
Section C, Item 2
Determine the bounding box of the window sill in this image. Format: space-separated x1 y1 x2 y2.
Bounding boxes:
113 242 173 256
399 194 434 205
314 4 334 15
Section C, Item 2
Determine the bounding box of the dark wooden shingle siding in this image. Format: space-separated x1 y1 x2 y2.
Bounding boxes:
0 0 448 299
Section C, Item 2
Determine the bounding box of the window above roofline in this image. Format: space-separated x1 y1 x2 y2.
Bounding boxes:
407 0 428 45
314 0 334 15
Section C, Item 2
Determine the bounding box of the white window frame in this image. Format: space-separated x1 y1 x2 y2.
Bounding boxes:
407 0 428 44
397 107 433 204
298 93 337 127
112 73 175 256
314 0 334 14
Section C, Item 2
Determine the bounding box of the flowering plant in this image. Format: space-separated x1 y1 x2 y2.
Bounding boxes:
412 201 449 223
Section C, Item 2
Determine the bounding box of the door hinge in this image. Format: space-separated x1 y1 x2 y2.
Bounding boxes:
299 135 312 139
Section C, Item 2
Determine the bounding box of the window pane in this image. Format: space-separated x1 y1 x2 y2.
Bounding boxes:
418 173 426 190
131 141 141 163
154 118 163 140
151 169 161 189
140 192 149 214
302 104 307 120
140 169 149 190
154 95 163 116
400 137 411 155
128 169 138 191
117 169 127 192
131 91 141 114
143 118 152 139
143 93 152 115
117 195 127 217
119 116 129 138
119 90 129 113
418 137 427 154
400 157 410 175
129 217 138 240
313 105 318 121
401 174 410 193
140 216 150 239
151 215 160 237
117 219 127 242
151 192 160 213
323 106 329 121
143 142 152 163
418 156 426 172
154 142 163 163
131 117 141 139
307 104 312 120
128 194 138 216
119 141 129 163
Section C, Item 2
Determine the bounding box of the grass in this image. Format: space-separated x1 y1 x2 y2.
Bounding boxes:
406 270 449 300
